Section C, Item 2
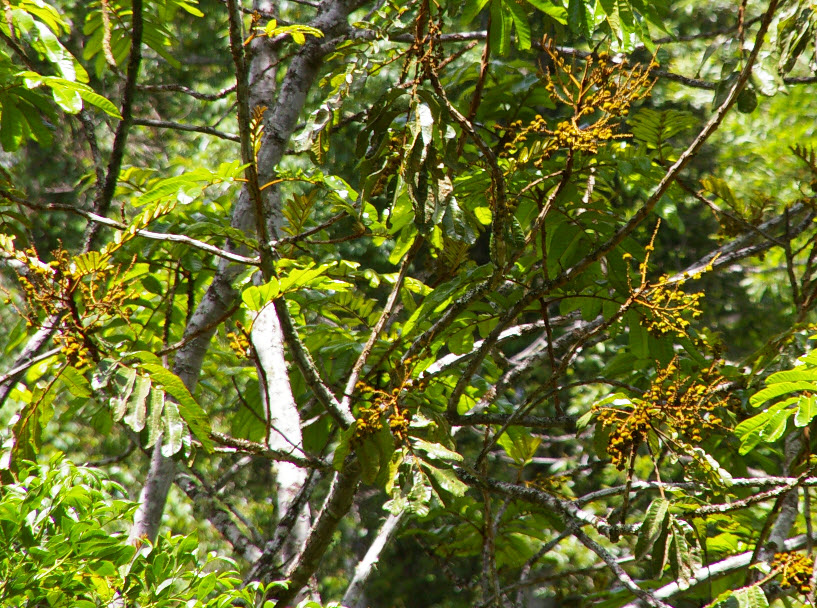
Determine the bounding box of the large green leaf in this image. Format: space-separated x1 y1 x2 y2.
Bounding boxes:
635 498 669 559
750 381 817 408
136 361 212 452
795 394 817 427
421 461 468 497
20 72 121 117
732 586 769 608
412 438 463 462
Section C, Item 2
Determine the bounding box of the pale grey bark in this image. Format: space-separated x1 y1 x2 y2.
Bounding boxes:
251 303 311 563
342 512 406 608
129 11 367 608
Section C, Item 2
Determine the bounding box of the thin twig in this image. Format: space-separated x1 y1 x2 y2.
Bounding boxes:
571 525 673 608
341 237 421 410
209 431 330 470
1 192 260 266
132 118 240 142
137 82 236 101
0 347 61 385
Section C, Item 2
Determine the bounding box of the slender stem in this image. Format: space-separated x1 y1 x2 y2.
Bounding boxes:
341 237 421 410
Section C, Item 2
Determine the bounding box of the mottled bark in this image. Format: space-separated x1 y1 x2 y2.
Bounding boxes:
129 11 366 603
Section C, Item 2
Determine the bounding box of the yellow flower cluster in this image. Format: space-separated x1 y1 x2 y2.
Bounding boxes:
641 359 723 442
596 399 652 470
388 406 412 444
55 331 95 369
226 320 253 359
595 359 725 469
773 551 815 595
501 41 656 167
639 278 704 338
352 381 413 447
8 244 132 369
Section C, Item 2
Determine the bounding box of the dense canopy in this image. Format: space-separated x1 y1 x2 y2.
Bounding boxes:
2 1 817 607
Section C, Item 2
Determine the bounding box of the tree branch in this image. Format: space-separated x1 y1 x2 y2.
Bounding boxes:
84 0 143 251
572 525 673 608
341 237 421 410
137 82 236 101
270 462 362 606
621 533 817 607
342 511 406 608
131 118 240 142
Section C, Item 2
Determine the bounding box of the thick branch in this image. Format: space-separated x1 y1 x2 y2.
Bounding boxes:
84 0 143 250
270 462 362 606
129 0 361 544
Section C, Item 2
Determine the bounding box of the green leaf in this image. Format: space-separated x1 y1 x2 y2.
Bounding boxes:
145 388 165 449
333 425 356 471
732 586 769 608
628 313 649 359
242 280 281 311
138 362 212 452
111 367 137 422
795 394 817 427
161 399 183 457
20 72 121 118
389 226 418 265
758 406 793 443
598 0 621 40
630 109 698 148
504 0 532 50
524 0 568 23
123 376 151 433
0 95 24 151
490 0 512 56
358 436 382 484
421 462 468 496
575 409 595 430
750 381 817 408
448 326 474 356
735 403 784 455
496 426 541 466
635 498 669 559
668 518 696 583
567 0 593 39
61 366 92 399
462 0 492 23
766 367 817 384
412 438 463 462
